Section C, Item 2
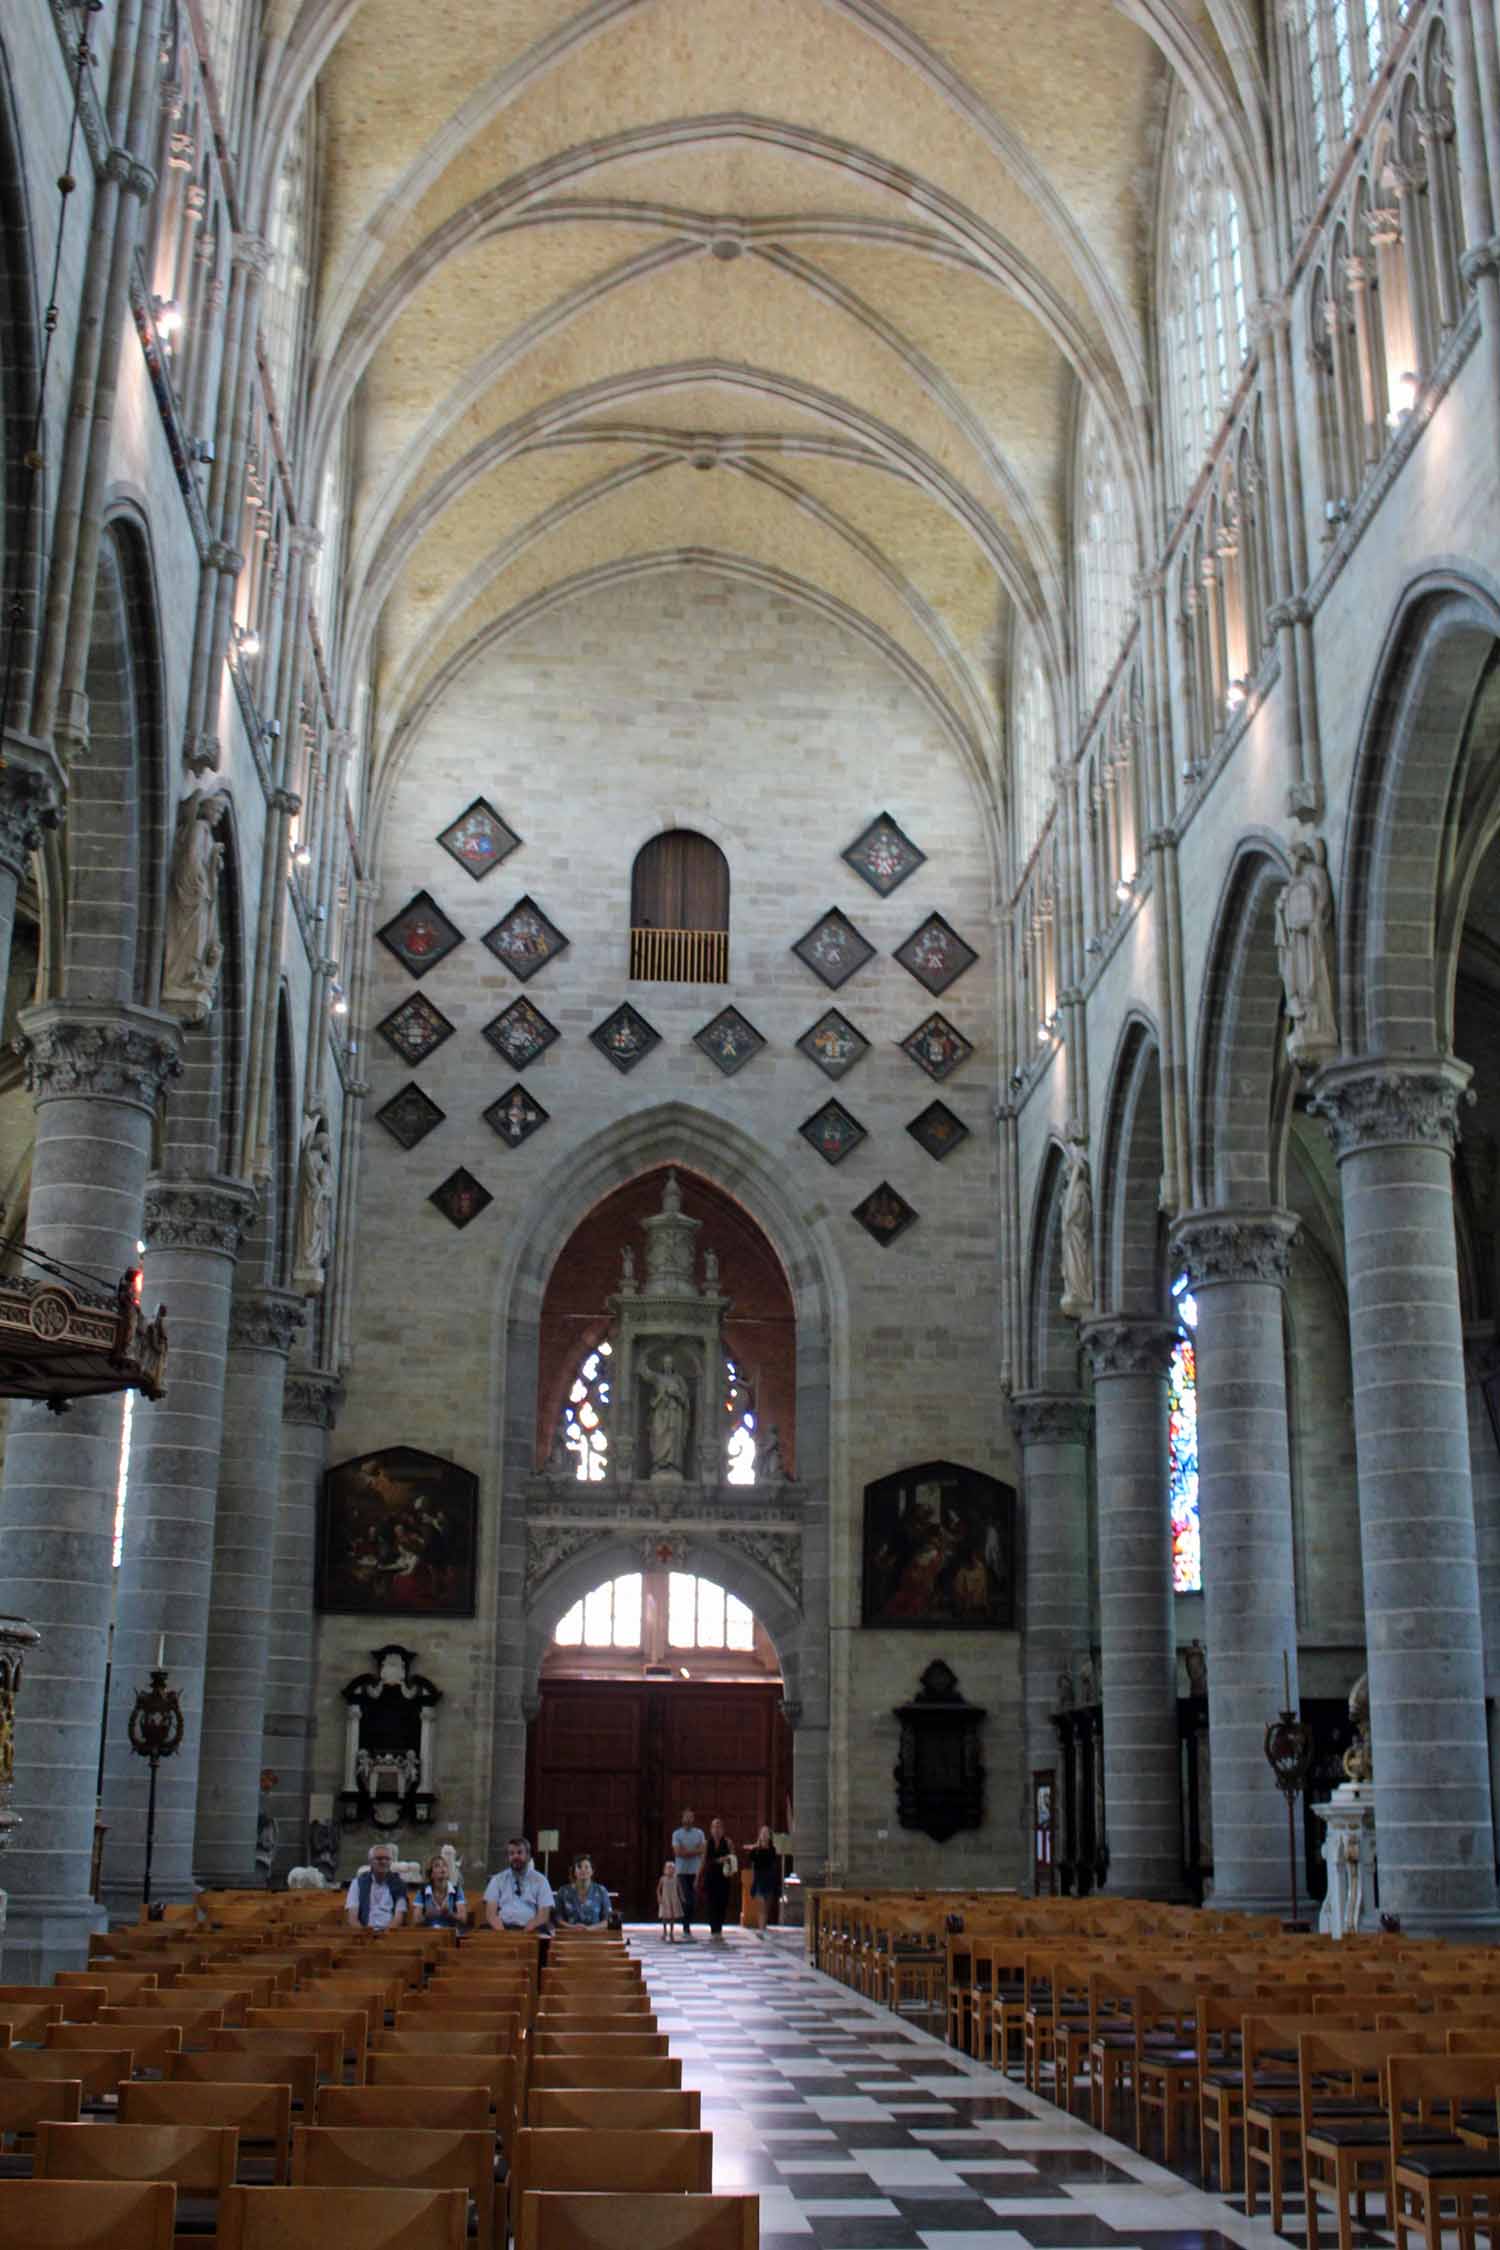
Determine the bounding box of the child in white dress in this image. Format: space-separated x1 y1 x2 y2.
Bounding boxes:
656 1858 681 1941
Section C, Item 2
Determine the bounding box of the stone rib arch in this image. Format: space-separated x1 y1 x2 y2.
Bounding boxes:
522 1533 804 1709
1190 829 1296 1211
1338 567 1500 1060
1095 1012 1168 1315
1022 1135 1081 1394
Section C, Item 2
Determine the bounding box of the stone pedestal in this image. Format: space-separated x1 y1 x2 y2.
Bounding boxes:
1171 1209 1302 1912
1313 1060 1499 1932
1315 1784 1379 1937
0 1002 181 1978
1081 1318 1187 1898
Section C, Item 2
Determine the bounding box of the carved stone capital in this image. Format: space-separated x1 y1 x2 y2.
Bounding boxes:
229 1285 305 1357
0 735 64 874
1009 1391 1093 1447
106 146 156 200
144 1174 256 1257
207 543 244 577
1460 239 1500 286
271 788 301 818
1171 1207 1298 1289
1146 826 1176 853
1251 293 1291 342
286 523 324 557
18 1002 182 1111
283 1369 343 1427
1267 596 1312 632
1310 1056 1474 1161
232 231 274 279
1080 1316 1178 1380
327 730 359 760
182 729 221 776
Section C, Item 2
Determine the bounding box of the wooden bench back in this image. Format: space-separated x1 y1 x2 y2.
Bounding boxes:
0 2178 175 2250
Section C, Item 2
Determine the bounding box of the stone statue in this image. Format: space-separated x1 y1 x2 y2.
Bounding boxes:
758 1423 786 1483
1183 1640 1208 1696
703 1248 720 1291
1274 837 1339 1066
644 1350 691 1479
1079 1655 1099 1706
162 789 229 1024
619 1245 637 1291
294 1111 334 1293
1342 1671 1373 1784
1059 1139 1094 1318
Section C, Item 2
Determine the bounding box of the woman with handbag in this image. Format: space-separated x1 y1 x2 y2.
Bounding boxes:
744 1825 781 1937
702 1816 736 1938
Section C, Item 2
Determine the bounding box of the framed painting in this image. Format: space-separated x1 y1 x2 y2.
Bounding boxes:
862 1459 1017 1630
316 1444 479 1618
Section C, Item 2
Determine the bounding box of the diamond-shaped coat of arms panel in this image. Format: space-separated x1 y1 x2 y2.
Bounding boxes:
374 1084 446 1151
792 908 876 990
694 1006 765 1077
842 811 927 896
482 996 559 1072
590 1003 661 1073
894 912 978 995
436 797 522 880
907 1100 970 1162
900 1013 975 1083
484 1084 550 1148
376 891 463 978
375 993 456 1067
483 895 569 982
429 1167 492 1229
800 1098 868 1166
797 1009 869 1081
853 1181 918 1247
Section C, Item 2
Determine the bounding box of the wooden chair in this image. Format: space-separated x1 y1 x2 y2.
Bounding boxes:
528 2057 682 2093
219 2184 468 2250
119 2079 293 2183
366 2050 518 2129
528 2088 701 2131
315 2085 492 2134
247 2007 367 2076
56 1971 160 2006
1300 2030 1449 2250
100 2002 225 2044
0 2177 176 2250
47 2021 180 2077
293 2125 497 2250
170 2048 318 2118
0 2077 82 2172
1387 2054 1500 2250
392 2012 522 2044
510 2125 712 2238
1133 1979 1203 2162
171 1976 269 2015
535 1999 653 2020
516 2191 757 2250
0 1988 84 2028
36 2118 239 2239
532 2031 669 2058
0 2046 133 2106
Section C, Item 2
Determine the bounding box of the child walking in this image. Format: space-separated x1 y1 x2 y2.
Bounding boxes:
656 1857 681 1941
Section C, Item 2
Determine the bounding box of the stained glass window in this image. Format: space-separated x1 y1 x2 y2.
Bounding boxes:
1169 1277 1201 1593
559 1343 759 1483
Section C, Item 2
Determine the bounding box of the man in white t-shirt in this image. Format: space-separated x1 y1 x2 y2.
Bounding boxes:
671 1806 707 1941
483 1836 555 1931
344 1842 409 1930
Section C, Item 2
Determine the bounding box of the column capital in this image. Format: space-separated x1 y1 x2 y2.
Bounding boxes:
1009 1390 1093 1446
285 523 324 558
1460 238 1500 286
18 1002 182 1111
1080 1315 1177 1379
144 1174 257 1256
228 1285 305 1357
283 1369 343 1427
232 231 274 278
0 734 64 874
1310 1056 1473 1160
1170 1207 1298 1288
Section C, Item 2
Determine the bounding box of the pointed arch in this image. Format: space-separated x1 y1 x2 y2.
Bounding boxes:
1095 1013 1168 1314
1023 1137 1081 1394
1190 829 1296 1209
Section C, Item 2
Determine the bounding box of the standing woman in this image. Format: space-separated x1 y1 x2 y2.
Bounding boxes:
702 1817 735 1939
745 1825 781 1938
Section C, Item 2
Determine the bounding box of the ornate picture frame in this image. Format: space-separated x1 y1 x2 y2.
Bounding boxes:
317 1444 479 1618
862 1459 1017 1629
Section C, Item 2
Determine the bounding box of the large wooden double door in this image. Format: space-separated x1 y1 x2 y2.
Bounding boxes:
525 1680 792 1920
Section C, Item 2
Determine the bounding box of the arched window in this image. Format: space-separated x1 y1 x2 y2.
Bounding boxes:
559 1342 758 1483
1297 0 1412 193
630 831 729 982
555 1572 643 1648
1075 396 1135 714
1010 620 1056 873
1161 101 1250 509
553 1571 755 1653
1169 1276 1201 1593
261 102 313 441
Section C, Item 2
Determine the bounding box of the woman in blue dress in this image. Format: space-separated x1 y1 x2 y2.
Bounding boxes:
554 1853 614 1932
412 1851 469 1927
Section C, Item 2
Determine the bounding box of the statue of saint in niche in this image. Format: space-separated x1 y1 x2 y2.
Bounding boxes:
1059 1139 1094 1319
1274 837 1338 1066
162 789 229 1024
643 1350 691 1479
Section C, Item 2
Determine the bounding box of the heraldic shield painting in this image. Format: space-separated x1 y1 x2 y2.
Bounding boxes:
317 1445 479 1618
861 1459 1016 1629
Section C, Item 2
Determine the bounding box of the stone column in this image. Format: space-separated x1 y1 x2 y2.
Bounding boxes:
260 1369 341 1881
98 1174 257 1914
1011 1393 1093 1806
1172 1209 1302 1912
1312 1059 1498 1930
1081 1318 1185 1897
0 1002 181 1977
0 734 62 1002
193 1288 306 1888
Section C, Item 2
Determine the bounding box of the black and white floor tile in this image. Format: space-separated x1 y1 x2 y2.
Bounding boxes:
624 1930 1324 2250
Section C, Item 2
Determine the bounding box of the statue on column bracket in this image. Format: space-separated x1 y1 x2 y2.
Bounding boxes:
1274 837 1339 1066
294 1110 334 1294
162 789 229 1023
1059 1138 1094 1319
643 1348 691 1479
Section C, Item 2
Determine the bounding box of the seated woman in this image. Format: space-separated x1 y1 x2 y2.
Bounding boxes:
412 1850 469 1928
554 1853 614 1932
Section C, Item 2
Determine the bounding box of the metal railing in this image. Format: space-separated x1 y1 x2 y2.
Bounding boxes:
629 926 729 983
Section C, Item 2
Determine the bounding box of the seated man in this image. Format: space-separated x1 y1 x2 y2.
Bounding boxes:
345 1841 409 1931
483 1835 554 1933
554 1853 614 1933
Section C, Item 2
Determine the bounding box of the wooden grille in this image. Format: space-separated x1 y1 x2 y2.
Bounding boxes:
630 926 729 983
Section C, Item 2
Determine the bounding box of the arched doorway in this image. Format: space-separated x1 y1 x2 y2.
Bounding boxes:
526 1567 792 1918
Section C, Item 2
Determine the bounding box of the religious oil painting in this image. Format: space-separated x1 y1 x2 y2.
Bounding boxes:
376 890 464 978
436 796 522 880
483 894 569 981
894 911 979 995
591 1002 661 1073
428 1166 493 1229
694 1005 766 1077
792 907 877 990
374 1083 446 1151
483 995 559 1071
900 1012 974 1082
375 993 456 1067
852 1180 918 1247
907 1099 969 1161
798 1009 869 1080
842 811 927 896
799 1098 868 1166
484 1083 550 1148
317 1444 479 1618
862 1460 1016 1629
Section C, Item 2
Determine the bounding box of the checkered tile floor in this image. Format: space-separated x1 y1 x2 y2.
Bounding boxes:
624 1929 1352 2250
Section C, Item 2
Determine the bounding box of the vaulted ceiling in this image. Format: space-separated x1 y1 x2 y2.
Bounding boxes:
293 0 1253 830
